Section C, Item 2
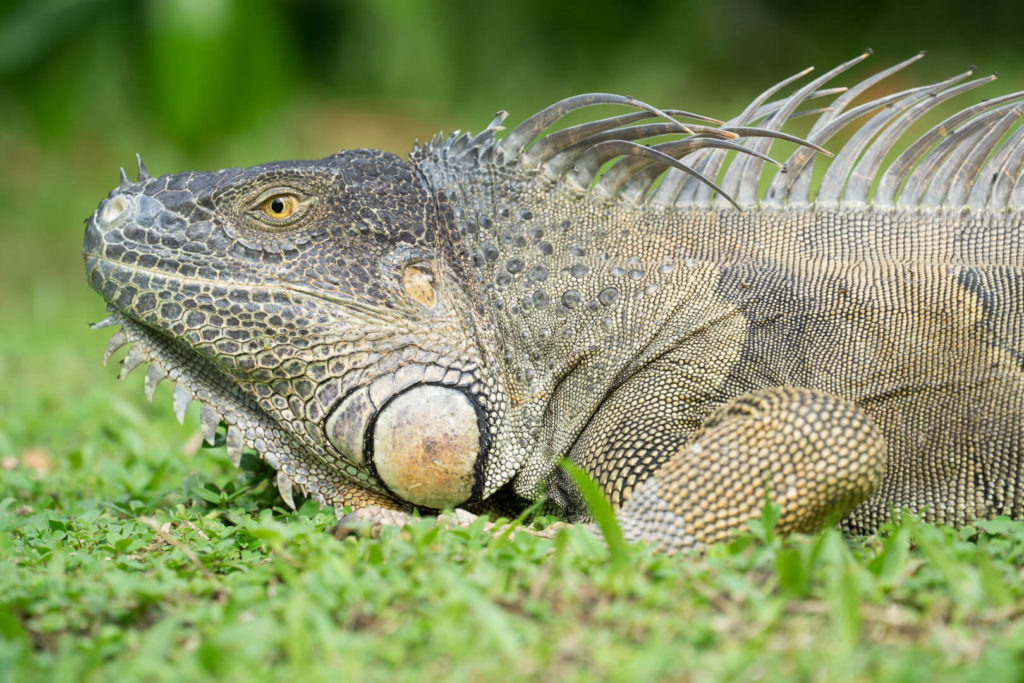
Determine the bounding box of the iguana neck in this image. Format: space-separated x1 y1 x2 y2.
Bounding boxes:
416 150 748 494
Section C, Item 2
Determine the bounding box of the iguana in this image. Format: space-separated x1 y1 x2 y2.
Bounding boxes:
83 52 1024 553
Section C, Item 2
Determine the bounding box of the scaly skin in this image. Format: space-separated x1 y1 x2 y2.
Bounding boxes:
84 56 1024 552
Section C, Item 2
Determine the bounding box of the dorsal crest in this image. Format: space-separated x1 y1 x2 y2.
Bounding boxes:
424 51 1024 213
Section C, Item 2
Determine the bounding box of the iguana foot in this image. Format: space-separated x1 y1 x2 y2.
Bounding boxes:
617 387 887 553
330 506 488 540
331 505 414 540
330 505 577 542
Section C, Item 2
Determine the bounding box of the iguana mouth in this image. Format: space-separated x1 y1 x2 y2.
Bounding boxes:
90 306 316 509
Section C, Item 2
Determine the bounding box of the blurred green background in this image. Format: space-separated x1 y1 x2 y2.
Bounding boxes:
2 0 1024 460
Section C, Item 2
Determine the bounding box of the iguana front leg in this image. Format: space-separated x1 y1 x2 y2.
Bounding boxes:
568 385 887 553
552 376 888 552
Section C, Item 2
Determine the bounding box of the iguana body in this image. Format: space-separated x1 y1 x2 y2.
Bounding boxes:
83 53 1024 552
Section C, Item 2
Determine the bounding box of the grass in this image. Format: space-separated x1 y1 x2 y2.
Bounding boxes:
4 108 1024 682
5 419 1024 682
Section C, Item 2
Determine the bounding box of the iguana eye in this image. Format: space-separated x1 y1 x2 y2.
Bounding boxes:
260 194 299 220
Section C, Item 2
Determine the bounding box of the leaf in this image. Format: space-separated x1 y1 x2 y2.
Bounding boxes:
559 460 632 580
775 546 810 596
747 491 782 546
820 531 861 654
867 524 910 583
976 552 1013 607
193 484 226 505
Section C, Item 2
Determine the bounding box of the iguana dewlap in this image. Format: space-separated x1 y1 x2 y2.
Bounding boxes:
83 52 1024 552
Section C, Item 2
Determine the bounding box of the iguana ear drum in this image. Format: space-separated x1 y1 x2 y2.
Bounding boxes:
368 385 483 509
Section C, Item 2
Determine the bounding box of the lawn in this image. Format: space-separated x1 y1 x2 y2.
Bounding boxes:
3 102 1024 682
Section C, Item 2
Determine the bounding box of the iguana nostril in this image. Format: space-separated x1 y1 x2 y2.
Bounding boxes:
99 196 130 229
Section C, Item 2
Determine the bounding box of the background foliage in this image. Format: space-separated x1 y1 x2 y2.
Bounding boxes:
6 0 1024 152
3 1 1024 680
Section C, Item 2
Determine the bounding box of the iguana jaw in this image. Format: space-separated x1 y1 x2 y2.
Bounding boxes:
89 306 322 508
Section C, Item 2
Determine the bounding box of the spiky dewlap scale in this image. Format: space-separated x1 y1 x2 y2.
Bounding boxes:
84 52 1024 553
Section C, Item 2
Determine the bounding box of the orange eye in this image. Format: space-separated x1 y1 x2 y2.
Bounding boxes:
261 194 299 220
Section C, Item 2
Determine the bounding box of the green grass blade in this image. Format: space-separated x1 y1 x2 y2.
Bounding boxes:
559 460 632 576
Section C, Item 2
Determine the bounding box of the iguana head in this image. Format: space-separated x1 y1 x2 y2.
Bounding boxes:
83 150 508 510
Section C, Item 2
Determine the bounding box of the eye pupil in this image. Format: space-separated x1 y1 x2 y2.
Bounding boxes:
258 193 299 223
